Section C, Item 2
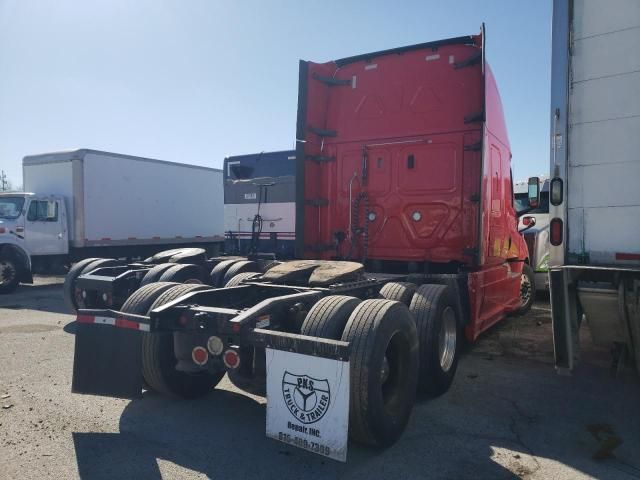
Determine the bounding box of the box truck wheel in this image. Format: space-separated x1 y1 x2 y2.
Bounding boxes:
75 258 122 309
224 271 261 287
409 284 460 396
142 284 224 398
209 259 243 287
63 257 103 311
140 263 177 286
301 295 361 339
0 255 20 294
514 264 536 315
341 299 419 447
222 260 259 286
380 282 417 306
158 264 205 284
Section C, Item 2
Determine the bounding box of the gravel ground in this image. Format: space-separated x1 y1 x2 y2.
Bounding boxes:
1 278 639 479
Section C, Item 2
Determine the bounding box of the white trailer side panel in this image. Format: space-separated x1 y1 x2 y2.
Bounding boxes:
567 0 640 263
22 159 76 240
81 152 223 245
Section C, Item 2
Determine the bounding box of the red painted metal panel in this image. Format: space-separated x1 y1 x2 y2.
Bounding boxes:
301 40 484 264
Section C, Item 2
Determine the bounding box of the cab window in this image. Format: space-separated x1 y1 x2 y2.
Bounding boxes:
27 200 58 222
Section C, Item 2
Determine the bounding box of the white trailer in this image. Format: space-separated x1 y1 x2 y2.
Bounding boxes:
549 0 640 373
0 149 223 293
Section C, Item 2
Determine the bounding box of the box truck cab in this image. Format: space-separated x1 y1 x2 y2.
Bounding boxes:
0 192 69 292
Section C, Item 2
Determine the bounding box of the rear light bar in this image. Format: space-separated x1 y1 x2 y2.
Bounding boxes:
550 218 563 246
77 314 150 332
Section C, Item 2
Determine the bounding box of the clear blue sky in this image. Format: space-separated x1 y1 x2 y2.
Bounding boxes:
0 0 551 187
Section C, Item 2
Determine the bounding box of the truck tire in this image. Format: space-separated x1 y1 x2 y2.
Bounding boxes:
341 299 419 447
514 264 536 315
224 271 261 287
140 263 177 286
147 248 192 264
142 284 223 398
409 284 460 396
300 295 361 339
119 282 182 391
158 264 205 284
0 255 20 294
120 282 181 317
380 282 417 306
222 260 259 287
209 259 242 287
63 258 102 311
168 248 207 265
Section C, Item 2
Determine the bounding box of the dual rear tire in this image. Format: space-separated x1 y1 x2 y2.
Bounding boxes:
300 294 422 447
299 283 460 447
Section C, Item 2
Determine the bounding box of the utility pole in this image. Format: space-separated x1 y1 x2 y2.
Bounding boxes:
0 170 6 191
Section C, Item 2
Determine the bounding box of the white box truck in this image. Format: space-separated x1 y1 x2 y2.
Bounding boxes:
0 149 223 293
549 0 640 374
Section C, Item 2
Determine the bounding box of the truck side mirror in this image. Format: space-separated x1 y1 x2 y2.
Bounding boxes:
527 177 540 208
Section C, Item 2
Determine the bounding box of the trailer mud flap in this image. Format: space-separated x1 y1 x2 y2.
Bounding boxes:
264 341 350 462
72 323 143 399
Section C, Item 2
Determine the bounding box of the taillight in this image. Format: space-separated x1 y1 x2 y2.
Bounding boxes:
550 177 563 206
191 346 209 366
0 227 5 234
223 349 240 369
550 218 563 246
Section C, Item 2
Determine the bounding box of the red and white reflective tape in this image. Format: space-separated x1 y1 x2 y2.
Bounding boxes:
77 314 150 332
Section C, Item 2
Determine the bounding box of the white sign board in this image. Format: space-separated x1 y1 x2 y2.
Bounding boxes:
265 348 350 462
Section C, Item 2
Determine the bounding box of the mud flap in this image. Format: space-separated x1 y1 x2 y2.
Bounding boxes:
72 323 143 399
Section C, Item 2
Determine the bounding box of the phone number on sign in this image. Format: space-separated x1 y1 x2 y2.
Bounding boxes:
278 432 331 457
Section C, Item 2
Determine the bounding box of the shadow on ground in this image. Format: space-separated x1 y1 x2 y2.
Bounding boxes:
0 280 69 316
73 386 522 480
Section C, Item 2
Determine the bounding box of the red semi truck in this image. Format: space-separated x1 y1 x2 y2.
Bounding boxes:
70 29 537 462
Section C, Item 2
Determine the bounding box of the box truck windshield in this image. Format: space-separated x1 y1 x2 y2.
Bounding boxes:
0 196 25 219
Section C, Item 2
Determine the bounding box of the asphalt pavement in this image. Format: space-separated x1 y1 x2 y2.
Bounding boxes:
1 277 639 479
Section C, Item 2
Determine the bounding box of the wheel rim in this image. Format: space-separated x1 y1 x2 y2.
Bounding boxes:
0 260 16 286
520 272 532 307
438 306 457 372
